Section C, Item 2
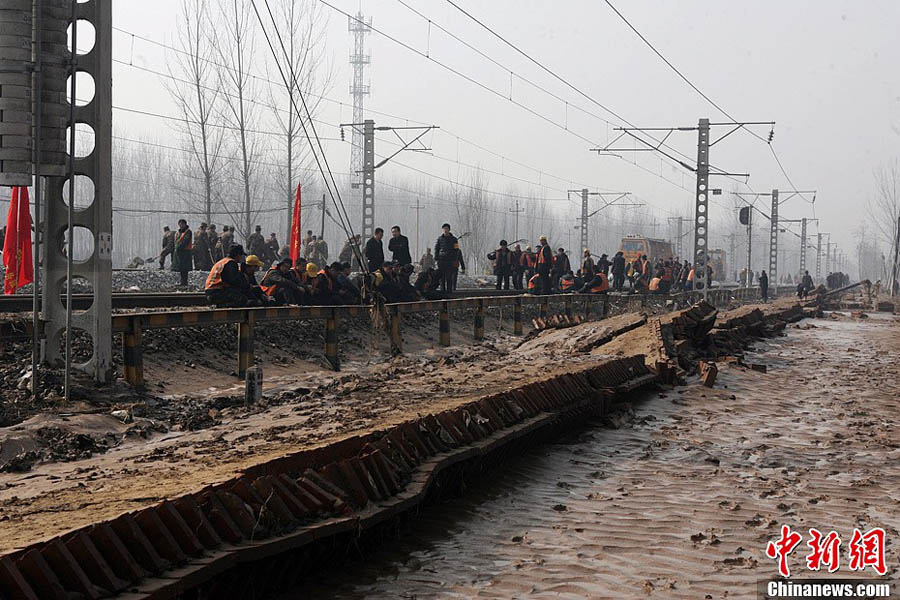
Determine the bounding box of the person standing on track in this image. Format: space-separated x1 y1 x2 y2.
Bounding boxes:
535 236 553 295
247 225 266 260
434 223 465 293
207 224 221 263
193 223 211 271
759 270 769 302
159 226 175 270
389 226 412 266
611 251 626 292
220 226 234 258
488 240 513 291
581 249 595 282
365 228 385 273
551 248 570 291
172 219 193 287
511 244 524 290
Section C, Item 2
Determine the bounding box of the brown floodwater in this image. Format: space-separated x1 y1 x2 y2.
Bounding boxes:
283 312 900 599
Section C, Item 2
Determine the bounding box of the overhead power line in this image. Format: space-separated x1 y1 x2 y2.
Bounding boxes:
601 0 809 198
111 27 606 195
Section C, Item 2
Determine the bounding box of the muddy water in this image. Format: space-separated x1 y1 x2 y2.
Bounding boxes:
285 313 900 599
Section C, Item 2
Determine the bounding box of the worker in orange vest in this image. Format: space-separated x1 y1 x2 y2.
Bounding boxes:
535 236 553 295
205 244 259 307
580 271 609 294
260 258 305 305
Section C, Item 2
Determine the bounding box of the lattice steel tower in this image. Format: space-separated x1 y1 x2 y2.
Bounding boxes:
348 12 371 194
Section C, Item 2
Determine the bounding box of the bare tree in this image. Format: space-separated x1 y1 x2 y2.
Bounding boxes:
454 168 493 275
166 0 226 225
868 160 900 290
214 0 260 242
869 160 900 247
264 0 334 242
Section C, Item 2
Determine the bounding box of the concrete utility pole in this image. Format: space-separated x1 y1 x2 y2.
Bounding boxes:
361 119 375 240
676 217 684 258
747 210 753 286
509 199 524 243
340 120 438 244
692 119 712 297
816 233 823 280
769 189 779 293
799 218 807 273
728 232 736 281
409 198 425 260
579 188 589 252
595 117 770 300
0 0 115 388
569 189 636 253
826 241 833 273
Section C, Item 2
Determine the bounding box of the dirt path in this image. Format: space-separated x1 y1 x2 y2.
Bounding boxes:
288 312 900 599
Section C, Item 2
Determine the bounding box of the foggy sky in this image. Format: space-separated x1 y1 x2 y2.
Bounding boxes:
84 0 900 258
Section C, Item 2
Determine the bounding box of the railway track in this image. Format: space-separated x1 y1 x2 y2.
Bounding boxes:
0 288 522 313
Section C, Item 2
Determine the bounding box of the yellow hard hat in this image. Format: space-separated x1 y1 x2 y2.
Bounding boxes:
539 235 547 241
306 263 319 277
245 255 264 267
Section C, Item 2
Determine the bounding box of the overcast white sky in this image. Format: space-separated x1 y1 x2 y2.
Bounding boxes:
108 0 899 256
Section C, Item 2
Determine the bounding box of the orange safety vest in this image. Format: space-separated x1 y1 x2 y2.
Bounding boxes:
560 277 576 292
205 257 234 290
528 273 539 290
687 269 695 281
649 277 661 291
537 245 551 266
177 230 193 251
260 267 279 296
524 253 536 268
315 269 333 292
591 273 609 293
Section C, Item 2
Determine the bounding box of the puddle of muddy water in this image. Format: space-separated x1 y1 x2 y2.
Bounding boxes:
280 314 900 600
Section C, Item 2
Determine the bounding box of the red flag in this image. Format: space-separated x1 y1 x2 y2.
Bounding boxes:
289 183 302 264
3 187 34 295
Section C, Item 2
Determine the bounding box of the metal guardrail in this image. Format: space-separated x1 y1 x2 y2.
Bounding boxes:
0 286 764 387
111 286 763 389
0 287 536 313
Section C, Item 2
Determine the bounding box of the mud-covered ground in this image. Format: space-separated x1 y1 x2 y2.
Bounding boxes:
0 307 650 552
288 310 899 599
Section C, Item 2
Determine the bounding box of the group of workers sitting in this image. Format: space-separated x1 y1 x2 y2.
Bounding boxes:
204 244 360 308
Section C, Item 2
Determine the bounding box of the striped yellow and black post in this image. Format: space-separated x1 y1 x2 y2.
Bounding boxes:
325 309 340 370
474 300 485 341
237 312 255 380
439 302 450 347
389 306 402 355
513 298 523 335
122 317 144 388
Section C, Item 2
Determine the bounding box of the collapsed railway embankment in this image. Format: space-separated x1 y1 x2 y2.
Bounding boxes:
0 293 823 600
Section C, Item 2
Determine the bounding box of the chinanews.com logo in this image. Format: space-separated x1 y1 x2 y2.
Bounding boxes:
760 525 894 599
